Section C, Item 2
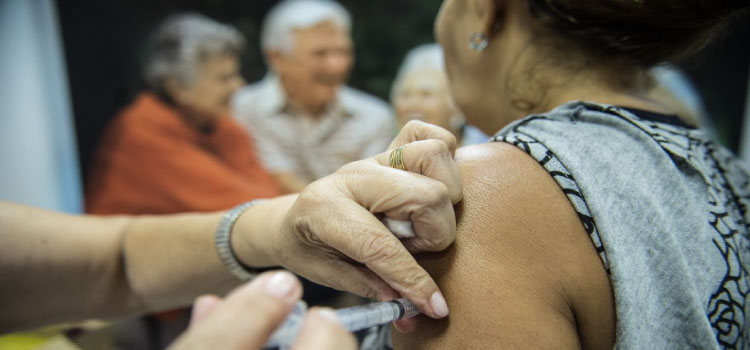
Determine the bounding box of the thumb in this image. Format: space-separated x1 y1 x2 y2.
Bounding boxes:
188 295 222 328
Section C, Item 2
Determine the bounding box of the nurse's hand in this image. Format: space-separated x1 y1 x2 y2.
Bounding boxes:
237 121 461 323
170 271 356 350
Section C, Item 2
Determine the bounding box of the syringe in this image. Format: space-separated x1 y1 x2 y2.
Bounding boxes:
265 218 417 348
264 298 420 349
336 298 421 332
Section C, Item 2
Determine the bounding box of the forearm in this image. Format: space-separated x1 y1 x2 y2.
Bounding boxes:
121 195 299 313
0 202 136 331
0 198 293 333
121 212 237 312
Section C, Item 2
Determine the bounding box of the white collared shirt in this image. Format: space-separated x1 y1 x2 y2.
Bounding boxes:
232 75 395 183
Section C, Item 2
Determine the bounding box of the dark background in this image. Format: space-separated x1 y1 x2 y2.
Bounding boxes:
57 0 750 179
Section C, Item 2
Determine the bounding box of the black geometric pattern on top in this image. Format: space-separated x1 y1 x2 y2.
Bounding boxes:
496 104 750 349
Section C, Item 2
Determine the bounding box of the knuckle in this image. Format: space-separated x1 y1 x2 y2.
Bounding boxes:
413 122 457 149
337 160 365 175
420 181 450 206
289 205 320 243
291 212 328 248
415 235 441 251
334 162 373 191
386 267 434 297
410 210 456 252
290 207 312 235
360 234 402 264
403 119 427 133
295 183 328 210
413 235 446 252
413 140 454 181
431 232 455 250
399 268 429 290
422 138 450 156
411 139 448 165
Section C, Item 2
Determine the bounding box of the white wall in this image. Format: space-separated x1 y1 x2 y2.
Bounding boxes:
0 0 82 213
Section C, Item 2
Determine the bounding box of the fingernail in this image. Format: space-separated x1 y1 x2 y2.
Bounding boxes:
312 308 341 325
192 295 214 316
393 320 407 333
431 292 449 318
190 295 217 327
263 271 297 301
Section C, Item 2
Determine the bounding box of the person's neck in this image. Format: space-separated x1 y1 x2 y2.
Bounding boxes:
287 98 328 119
537 82 669 117
481 75 669 136
177 106 217 133
278 77 329 118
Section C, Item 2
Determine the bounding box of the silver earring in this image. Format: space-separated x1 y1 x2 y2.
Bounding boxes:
468 32 489 51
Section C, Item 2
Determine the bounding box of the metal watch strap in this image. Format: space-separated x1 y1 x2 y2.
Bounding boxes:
215 199 267 281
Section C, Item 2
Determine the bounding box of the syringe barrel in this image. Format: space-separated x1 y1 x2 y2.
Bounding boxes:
264 301 307 349
396 298 421 319
264 299 421 349
335 299 420 332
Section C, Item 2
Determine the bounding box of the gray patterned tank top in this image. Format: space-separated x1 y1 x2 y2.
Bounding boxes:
362 101 750 349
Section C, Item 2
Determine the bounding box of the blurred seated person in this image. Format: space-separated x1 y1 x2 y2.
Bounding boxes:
391 44 487 147
86 13 281 215
85 13 282 348
232 0 395 194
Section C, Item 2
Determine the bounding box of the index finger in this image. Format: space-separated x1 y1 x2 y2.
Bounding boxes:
313 197 449 320
377 139 462 205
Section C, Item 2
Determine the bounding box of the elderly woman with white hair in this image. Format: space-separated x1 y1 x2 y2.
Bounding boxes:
85 12 284 348
87 13 282 216
391 44 486 147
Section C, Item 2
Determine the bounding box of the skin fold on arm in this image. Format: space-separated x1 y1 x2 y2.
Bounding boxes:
394 142 616 349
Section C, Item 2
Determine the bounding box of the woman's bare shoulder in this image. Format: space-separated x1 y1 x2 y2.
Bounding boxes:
394 142 615 349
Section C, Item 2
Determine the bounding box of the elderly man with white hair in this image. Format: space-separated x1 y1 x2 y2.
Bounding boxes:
232 0 395 195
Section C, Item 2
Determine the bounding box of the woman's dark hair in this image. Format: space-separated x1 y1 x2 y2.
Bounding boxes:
527 0 750 68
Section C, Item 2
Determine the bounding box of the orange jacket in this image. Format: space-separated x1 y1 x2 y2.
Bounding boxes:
86 93 282 215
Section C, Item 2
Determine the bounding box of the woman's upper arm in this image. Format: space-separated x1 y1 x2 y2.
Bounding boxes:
393 142 615 349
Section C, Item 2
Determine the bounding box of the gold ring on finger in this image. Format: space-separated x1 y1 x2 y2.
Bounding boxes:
389 145 407 171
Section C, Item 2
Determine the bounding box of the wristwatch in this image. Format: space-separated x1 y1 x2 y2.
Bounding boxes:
215 199 267 281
